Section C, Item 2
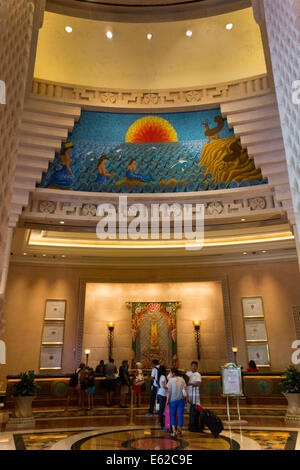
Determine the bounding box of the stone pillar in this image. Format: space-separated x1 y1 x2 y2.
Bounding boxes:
0 0 45 333
0 228 13 297
262 0 300 242
251 0 275 87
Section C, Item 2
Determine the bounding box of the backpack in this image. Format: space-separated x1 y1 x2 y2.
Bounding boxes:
69 370 79 387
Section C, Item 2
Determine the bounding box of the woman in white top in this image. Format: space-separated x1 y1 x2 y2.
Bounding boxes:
167 368 189 437
157 365 169 430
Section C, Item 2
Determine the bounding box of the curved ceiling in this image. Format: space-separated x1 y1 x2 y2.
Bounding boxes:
34 7 266 90
47 0 251 23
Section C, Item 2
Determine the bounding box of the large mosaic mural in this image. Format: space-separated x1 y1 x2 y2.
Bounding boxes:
39 109 268 194
129 302 179 368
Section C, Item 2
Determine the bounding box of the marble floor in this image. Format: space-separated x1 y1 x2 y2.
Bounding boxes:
0 407 299 451
0 425 299 451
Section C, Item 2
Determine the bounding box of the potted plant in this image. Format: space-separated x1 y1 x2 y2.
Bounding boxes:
281 366 300 422
7 372 37 428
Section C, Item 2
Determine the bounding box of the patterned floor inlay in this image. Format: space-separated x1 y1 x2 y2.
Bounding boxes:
241 430 298 451
71 429 240 451
13 431 82 451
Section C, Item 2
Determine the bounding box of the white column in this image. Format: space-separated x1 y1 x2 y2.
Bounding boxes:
262 0 300 242
0 0 45 335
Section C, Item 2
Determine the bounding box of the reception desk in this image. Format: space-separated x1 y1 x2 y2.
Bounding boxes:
3 372 286 409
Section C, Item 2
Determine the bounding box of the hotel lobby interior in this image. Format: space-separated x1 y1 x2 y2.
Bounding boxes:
1 0 300 453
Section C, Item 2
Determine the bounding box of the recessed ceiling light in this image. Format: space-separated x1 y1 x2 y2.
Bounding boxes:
23 252 27 256
60 221 65 224
262 250 267 253
226 23 233 30
106 31 113 39
65 26 72 33
42 254 46 257
243 252 248 255
186 30 192 37
241 218 246 222
147 33 152 40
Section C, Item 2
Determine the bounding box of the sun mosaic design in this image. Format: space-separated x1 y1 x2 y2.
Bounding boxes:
125 116 178 143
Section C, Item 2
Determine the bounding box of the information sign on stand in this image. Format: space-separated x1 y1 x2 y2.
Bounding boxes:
221 363 247 426
221 363 243 397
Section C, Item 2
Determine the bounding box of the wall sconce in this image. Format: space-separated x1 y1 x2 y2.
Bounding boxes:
85 349 91 366
193 320 201 360
107 321 115 359
232 346 238 365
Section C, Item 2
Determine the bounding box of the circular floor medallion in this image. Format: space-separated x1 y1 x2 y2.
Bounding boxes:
71 428 240 451
122 435 189 450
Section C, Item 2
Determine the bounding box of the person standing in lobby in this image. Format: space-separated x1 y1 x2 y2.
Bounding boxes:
78 363 88 410
157 365 169 430
95 359 105 375
186 361 202 409
133 362 144 407
104 358 117 407
167 368 189 437
146 359 159 416
119 360 130 408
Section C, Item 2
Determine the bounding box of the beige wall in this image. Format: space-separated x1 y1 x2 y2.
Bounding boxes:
83 281 227 371
1 260 300 385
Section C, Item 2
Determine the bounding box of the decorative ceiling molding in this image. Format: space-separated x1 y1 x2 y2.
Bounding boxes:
21 185 282 229
46 0 251 22
32 74 270 112
9 249 298 267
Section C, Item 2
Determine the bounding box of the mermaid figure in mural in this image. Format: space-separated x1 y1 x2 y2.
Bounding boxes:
46 142 75 189
94 155 118 183
126 158 153 183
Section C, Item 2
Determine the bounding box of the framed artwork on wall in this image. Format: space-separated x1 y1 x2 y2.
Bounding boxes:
40 346 63 370
245 320 267 342
45 300 66 321
42 323 64 345
242 297 264 318
247 343 270 367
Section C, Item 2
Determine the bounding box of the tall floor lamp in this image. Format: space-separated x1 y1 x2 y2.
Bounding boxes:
85 349 90 366
232 346 238 365
107 322 115 359
193 320 201 360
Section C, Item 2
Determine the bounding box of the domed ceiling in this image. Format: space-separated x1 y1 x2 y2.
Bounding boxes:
34 6 266 89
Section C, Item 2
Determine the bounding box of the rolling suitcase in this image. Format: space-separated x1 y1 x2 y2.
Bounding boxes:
200 409 223 438
188 386 204 432
163 404 178 431
163 405 171 430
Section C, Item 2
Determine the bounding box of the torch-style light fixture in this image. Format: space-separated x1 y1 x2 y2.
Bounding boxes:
107 321 115 359
232 346 238 365
193 320 201 360
85 348 91 366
